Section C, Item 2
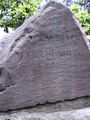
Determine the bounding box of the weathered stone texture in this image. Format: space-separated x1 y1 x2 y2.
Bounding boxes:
0 0 90 111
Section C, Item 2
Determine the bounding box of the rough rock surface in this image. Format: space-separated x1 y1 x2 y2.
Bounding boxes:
0 0 90 111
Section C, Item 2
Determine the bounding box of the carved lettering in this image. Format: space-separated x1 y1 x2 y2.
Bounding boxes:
33 34 80 42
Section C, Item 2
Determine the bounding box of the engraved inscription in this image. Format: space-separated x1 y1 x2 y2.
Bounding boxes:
24 49 83 59
6 34 85 70
7 48 84 69
31 34 82 42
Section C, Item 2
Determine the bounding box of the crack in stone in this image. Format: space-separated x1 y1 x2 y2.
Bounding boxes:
0 67 15 92
0 68 2 76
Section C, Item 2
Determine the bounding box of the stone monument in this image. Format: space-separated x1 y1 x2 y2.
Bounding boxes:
0 0 90 111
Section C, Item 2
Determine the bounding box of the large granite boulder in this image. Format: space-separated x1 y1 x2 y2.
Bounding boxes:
0 0 90 111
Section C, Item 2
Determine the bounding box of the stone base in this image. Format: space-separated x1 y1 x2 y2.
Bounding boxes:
0 97 90 120
0 108 90 120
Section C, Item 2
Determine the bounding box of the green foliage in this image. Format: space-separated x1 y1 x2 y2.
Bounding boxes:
71 5 80 13
71 5 90 35
0 0 42 32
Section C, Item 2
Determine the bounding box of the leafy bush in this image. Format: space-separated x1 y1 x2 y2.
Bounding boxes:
0 0 41 32
71 5 90 35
